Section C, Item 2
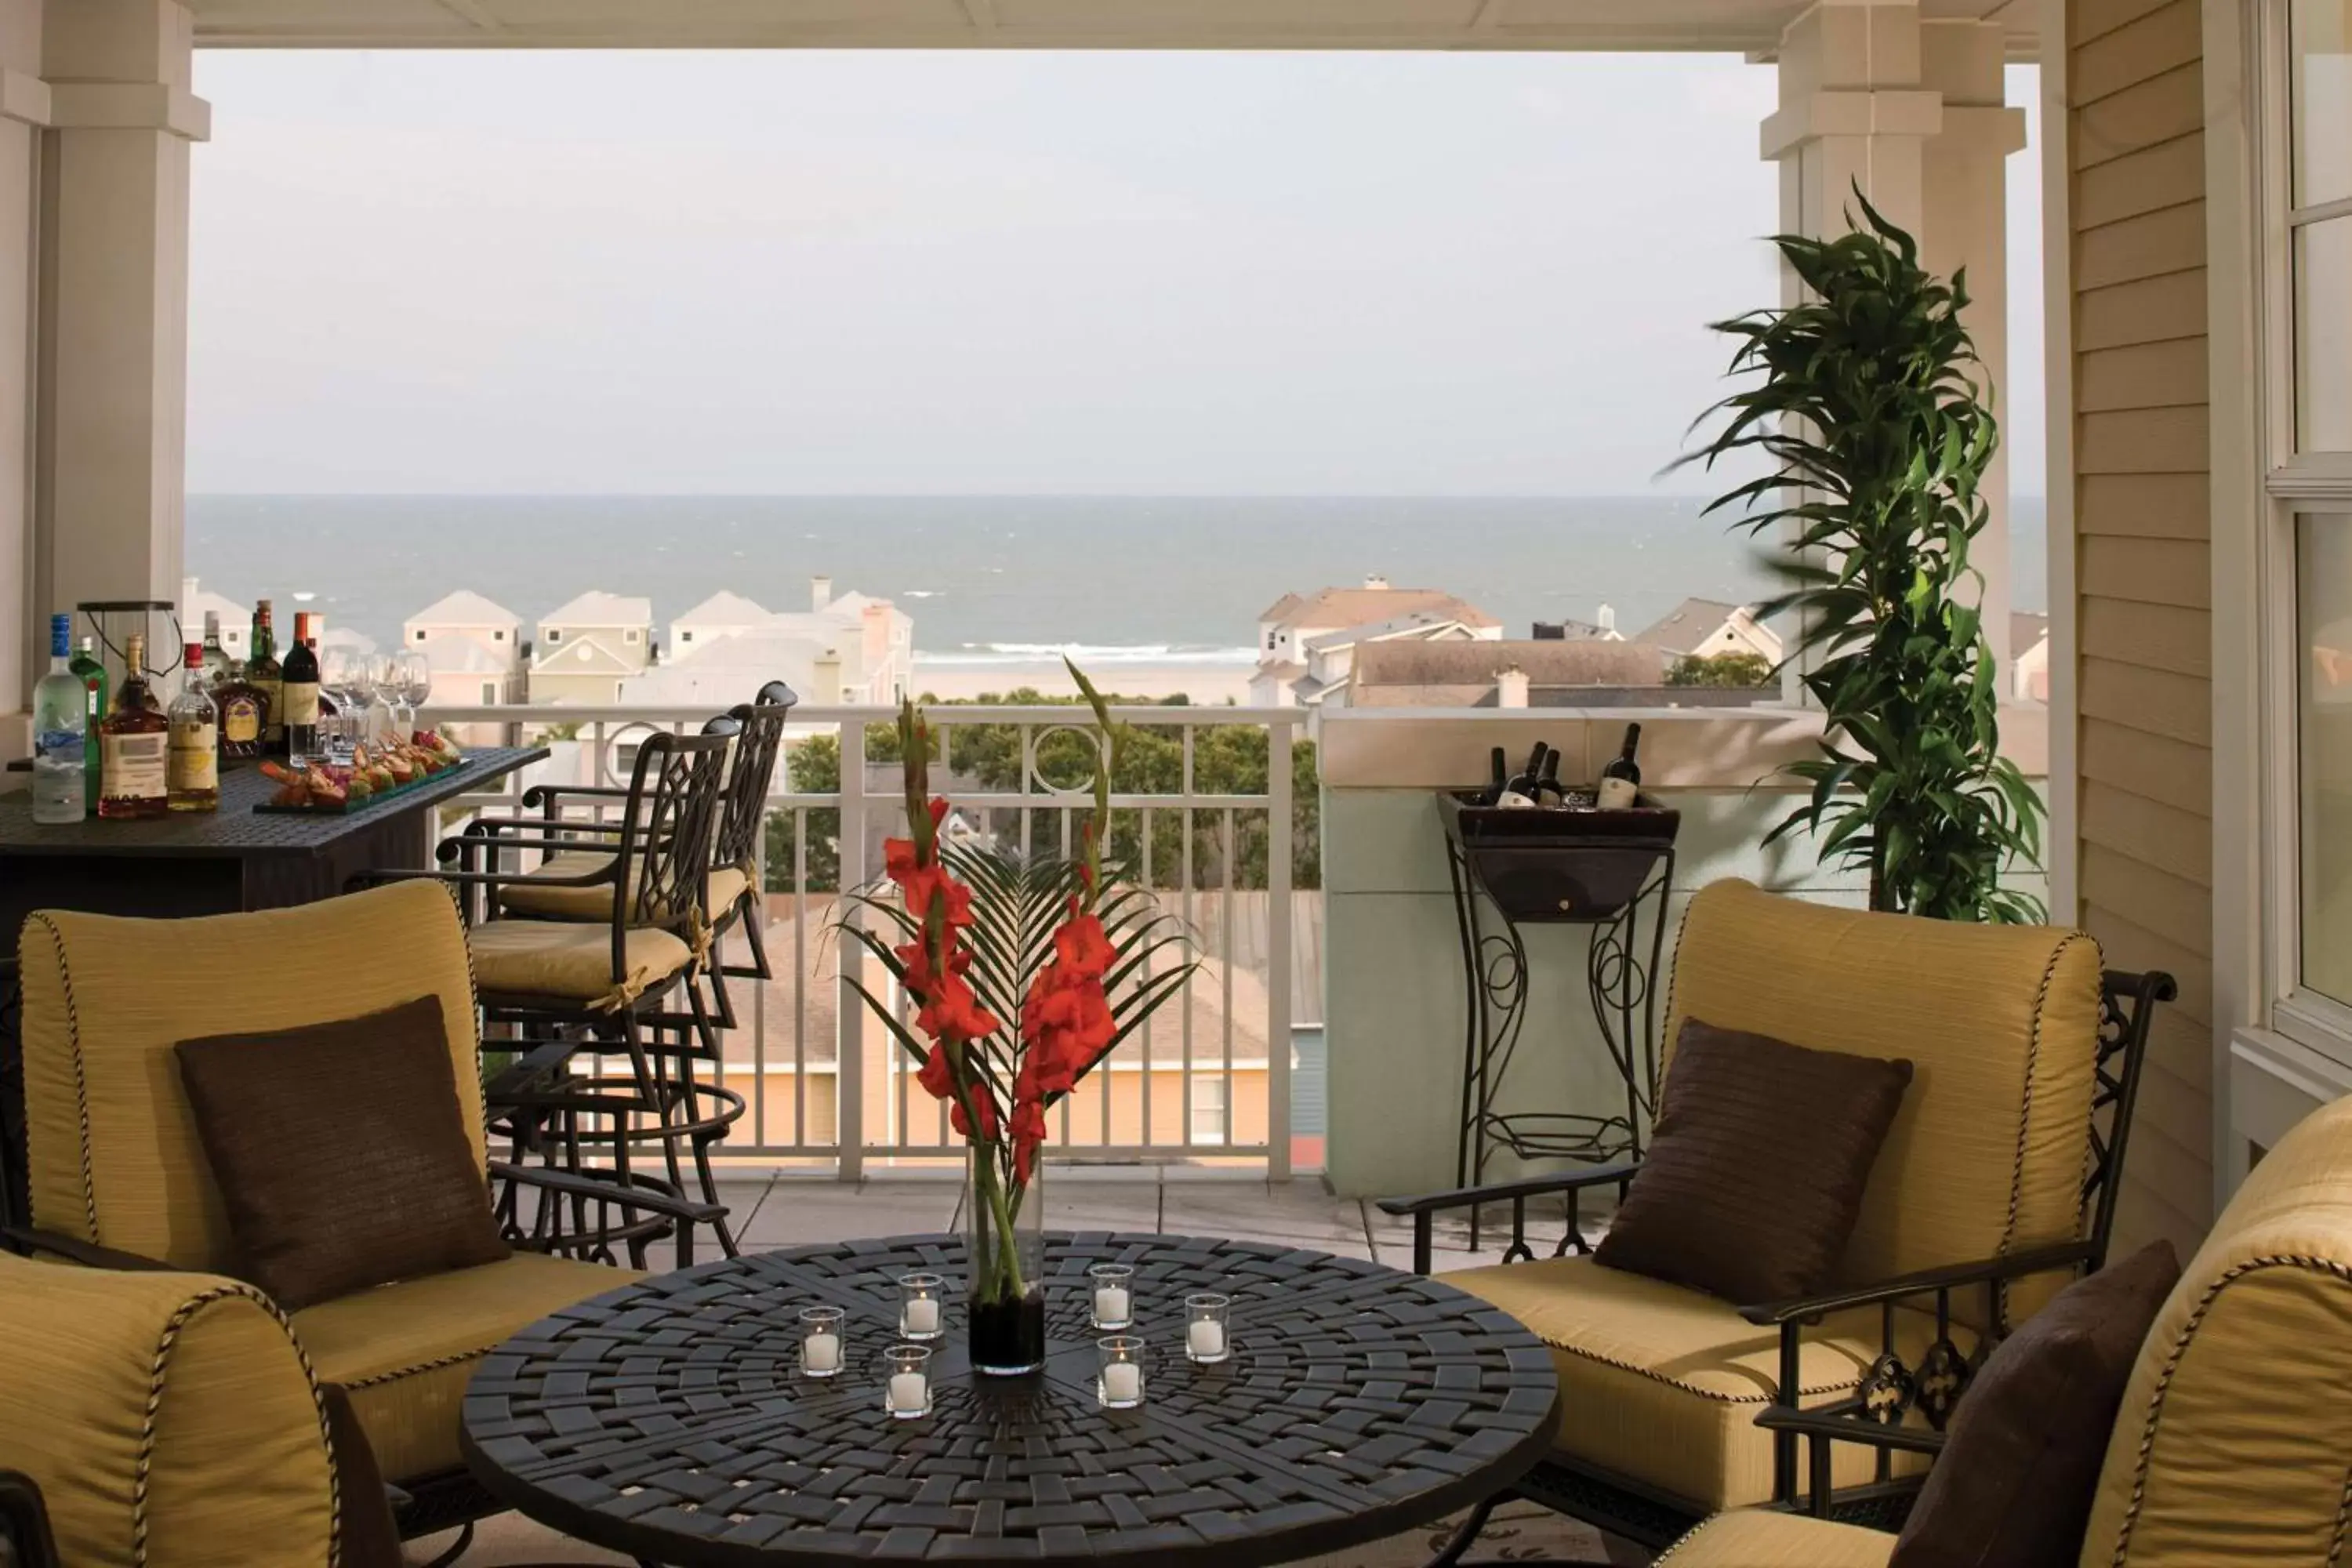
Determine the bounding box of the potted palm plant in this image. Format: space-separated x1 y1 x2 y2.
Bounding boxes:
839 664 1196 1374
1678 192 2045 922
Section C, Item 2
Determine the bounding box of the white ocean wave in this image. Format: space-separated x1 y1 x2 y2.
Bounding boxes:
921 642 1256 666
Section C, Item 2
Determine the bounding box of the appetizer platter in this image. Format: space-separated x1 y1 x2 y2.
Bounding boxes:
252 730 469 814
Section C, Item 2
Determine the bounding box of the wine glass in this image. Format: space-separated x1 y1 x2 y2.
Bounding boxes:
392 649 432 742
318 648 365 766
362 654 399 750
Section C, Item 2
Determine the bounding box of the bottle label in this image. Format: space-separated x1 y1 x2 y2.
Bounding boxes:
101 733 168 800
169 720 219 793
1596 776 1640 811
282 681 321 726
220 694 261 746
256 677 283 734
34 727 80 762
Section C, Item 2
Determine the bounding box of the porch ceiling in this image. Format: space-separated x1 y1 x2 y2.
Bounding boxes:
187 0 2037 53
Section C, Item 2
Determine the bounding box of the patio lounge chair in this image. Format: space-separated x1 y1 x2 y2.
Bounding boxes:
1380 879 2172 1550
1656 1091 2352 1565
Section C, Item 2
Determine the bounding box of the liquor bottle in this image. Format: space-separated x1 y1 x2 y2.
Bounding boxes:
1596 723 1642 810
98 632 169 820
210 649 269 763
1534 746 1566 806
67 633 107 809
1496 742 1546 809
167 642 220 813
281 612 322 763
31 613 86 825
200 612 232 687
249 600 284 748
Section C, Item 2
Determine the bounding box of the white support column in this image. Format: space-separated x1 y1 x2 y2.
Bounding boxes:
1763 0 2027 688
0 2 42 760
32 0 207 628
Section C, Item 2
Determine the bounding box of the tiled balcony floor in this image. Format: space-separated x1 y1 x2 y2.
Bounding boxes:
695 1171 1603 1276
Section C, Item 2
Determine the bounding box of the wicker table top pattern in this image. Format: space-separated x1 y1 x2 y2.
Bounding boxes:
460 1233 1562 1567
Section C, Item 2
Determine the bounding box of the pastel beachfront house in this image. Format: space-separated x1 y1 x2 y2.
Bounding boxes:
527 590 654 706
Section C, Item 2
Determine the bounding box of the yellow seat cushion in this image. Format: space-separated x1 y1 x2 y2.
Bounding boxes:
1662 881 2105 1323
0 1254 337 1568
469 918 693 1006
17 881 484 1272
497 851 750 924
2082 1094 2352 1566
1446 1255 1965 1511
1656 1509 1894 1567
292 1250 637 1485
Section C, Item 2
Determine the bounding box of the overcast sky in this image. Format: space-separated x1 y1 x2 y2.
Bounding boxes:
186 49 2042 497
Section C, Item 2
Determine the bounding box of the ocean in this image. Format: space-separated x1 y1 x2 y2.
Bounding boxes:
185 493 2050 667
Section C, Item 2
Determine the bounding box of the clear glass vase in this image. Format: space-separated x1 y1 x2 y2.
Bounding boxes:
964 1142 1046 1375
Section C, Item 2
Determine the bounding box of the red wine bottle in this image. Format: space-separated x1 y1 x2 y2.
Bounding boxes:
1597 723 1642 809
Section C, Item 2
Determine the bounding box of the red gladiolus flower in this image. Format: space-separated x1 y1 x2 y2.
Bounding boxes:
951 1091 1000 1140
1010 1100 1049 1184
1053 914 1116 981
916 1043 954 1100
917 971 1002 1044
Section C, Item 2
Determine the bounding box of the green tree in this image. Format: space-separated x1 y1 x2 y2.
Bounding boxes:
1665 651 1775 688
762 693 1319 894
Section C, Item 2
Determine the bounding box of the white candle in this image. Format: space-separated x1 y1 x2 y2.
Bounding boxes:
904 1298 941 1335
888 1371 928 1414
1094 1287 1131 1326
1102 1362 1142 1403
1187 1320 1226 1360
802 1332 840 1374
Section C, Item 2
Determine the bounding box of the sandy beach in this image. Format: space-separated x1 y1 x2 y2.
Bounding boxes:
910 656 1257 707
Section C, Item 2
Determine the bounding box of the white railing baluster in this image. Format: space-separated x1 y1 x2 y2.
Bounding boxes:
1267 719 1294 1181
835 714 867 1182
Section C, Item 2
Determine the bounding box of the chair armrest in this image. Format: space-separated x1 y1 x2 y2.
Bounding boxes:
1 1226 180 1272
1739 1239 2099 1326
1754 1403 1949 1457
1375 1162 1639 1275
521 783 634 811
458 814 633 839
491 1162 726 1227
1374 1162 1642 1218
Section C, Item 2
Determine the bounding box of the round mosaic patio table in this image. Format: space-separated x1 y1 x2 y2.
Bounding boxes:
459 1232 1561 1567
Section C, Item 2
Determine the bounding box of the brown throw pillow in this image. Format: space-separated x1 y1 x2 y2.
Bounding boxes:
320 1382 405 1568
1594 1019 1914 1304
1889 1241 2181 1568
176 995 508 1310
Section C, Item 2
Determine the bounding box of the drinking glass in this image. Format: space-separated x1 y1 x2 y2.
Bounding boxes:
318 648 361 766
361 654 398 749
1089 1264 1134 1330
391 648 431 740
884 1345 933 1420
898 1272 945 1341
1184 1293 1231 1364
799 1306 844 1379
1097 1336 1145 1409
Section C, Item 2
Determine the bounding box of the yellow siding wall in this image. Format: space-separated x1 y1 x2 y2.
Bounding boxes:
2069 0 2213 1259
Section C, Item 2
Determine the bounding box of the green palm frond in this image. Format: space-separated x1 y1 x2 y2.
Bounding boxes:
1675 190 2046 923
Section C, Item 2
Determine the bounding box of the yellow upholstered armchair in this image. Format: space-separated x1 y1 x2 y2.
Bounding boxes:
1377 880 2174 1552
1659 1092 2352 1566
0 1252 342 1568
2 880 694 1554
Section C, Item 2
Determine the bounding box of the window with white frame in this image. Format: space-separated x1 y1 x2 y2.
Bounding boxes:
2271 1 2352 1036
1190 1076 1229 1145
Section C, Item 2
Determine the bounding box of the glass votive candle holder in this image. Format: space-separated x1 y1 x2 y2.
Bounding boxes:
1089 1263 1134 1330
898 1272 945 1341
1098 1336 1145 1409
1184 1293 1231 1364
885 1344 933 1421
799 1306 844 1380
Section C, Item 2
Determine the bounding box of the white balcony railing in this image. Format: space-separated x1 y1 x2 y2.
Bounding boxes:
419 702 1309 1179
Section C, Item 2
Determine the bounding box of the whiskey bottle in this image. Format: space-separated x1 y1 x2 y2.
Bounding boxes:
67 633 107 809
281 611 322 763
167 641 220 813
98 632 169 820
200 612 233 687
211 654 269 761
249 599 285 748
